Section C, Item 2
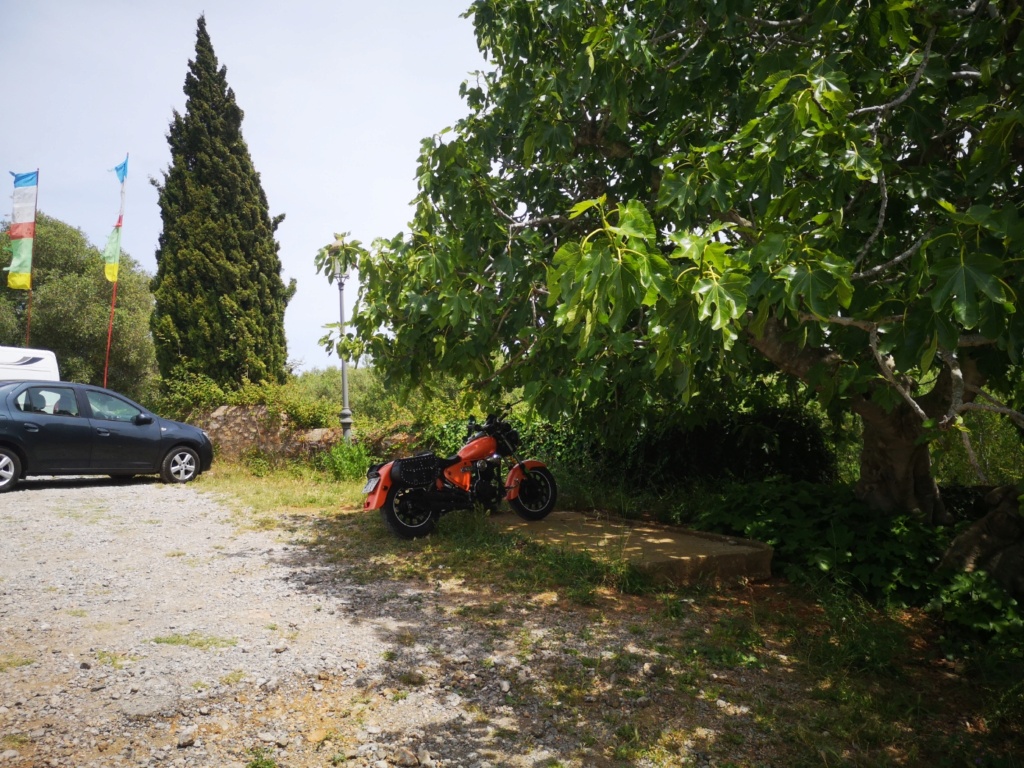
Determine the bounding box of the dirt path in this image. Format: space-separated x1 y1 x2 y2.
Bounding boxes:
0 477 776 768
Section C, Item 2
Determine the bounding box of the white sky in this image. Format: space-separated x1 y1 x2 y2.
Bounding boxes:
1 0 485 372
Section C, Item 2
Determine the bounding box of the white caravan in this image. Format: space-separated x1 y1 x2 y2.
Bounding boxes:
0 346 61 381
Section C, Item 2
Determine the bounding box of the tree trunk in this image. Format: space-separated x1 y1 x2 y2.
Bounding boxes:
745 316 975 521
852 398 947 524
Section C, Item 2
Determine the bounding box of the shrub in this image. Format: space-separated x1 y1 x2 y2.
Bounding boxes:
695 481 939 598
603 404 838 488
928 570 1024 643
152 369 226 422
694 480 1024 648
314 440 377 482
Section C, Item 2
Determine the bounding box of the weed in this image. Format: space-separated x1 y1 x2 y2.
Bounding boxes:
393 629 418 647
0 655 33 673
245 747 278 768
96 650 133 669
220 670 245 685
152 632 236 650
397 670 426 686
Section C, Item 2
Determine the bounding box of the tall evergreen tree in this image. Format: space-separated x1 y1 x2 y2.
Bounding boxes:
152 15 293 388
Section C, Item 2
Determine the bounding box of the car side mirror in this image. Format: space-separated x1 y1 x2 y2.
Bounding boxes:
134 414 154 426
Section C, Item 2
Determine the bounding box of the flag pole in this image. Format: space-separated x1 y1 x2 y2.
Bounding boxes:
104 281 118 387
24 168 39 347
102 155 128 389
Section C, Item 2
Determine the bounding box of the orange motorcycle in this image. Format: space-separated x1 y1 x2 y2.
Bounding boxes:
362 414 557 539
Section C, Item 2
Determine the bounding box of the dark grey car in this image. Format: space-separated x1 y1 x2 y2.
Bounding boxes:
0 380 214 492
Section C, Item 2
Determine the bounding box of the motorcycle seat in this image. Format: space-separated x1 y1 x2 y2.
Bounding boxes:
439 455 462 470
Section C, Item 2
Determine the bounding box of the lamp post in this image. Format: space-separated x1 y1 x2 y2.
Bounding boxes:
337 273 353 443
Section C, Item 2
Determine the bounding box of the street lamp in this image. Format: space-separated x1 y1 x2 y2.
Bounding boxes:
337 272 353 443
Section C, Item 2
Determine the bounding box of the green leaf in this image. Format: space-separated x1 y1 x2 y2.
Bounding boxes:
694 274 749 330
780 264 839 318
930 253 1006 328
617 200 657 242
920 333 938 373
757 73 793 110
569 196 604 220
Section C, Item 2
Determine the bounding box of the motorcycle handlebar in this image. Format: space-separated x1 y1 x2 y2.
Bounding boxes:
466 413 503 438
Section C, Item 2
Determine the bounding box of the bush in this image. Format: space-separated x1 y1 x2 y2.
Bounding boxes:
154 370 339 429
314 441 377 482
695 481 939 597
151 370 227 422
603 404 838 489
694 480 1024 649
928 570 1024 643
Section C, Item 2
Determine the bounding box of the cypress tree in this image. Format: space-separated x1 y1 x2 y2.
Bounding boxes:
151 15 293 388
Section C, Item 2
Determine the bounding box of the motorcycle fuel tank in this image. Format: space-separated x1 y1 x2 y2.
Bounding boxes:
458 434 497 462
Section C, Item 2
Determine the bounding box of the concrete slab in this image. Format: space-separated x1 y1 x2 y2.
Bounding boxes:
493 510 772 586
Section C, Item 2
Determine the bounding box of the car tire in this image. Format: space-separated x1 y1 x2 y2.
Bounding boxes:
160 446 200 484
0 447 21 493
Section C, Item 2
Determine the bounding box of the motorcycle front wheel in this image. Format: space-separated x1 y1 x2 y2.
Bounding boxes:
381 487 438 539
509 466 557 521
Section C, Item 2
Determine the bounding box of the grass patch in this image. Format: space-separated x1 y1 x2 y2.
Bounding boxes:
152 632 236 650
220 669 246 685
0 655 33 673
1 733 31 748
197 460 1023 767
197 461 361 531
201 462 649 602
245 748 279 768
95 650 134 669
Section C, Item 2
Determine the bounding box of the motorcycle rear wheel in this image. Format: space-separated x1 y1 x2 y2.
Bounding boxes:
381 487 438 539
509 466 557 521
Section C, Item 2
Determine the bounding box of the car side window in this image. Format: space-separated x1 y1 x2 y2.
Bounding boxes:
86 391 141 423
14 386 79 417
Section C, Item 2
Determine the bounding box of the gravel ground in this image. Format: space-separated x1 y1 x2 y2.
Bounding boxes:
0 477 781 768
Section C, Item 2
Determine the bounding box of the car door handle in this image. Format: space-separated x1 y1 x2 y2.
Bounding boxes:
95 428 111 437
24 423 40 433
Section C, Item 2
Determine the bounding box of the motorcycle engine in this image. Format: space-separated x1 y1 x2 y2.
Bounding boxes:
473 462 501 509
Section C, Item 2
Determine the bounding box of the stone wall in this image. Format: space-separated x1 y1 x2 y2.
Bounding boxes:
200 405 341 461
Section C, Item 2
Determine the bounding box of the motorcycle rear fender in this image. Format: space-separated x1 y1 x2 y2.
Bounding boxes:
504 460 547 500
364 461 394 511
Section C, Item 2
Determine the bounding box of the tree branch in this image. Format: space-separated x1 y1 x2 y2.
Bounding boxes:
870 327 929 420
854 170 887 268
798 313 903 331
963 386 1024 430
852 230 930 281
745 315 842 384
961 401 1024 424
951 0 990 18
958 334 997 347
937 349 966 427
850 27 936 117
960 430 989 483
737 14 811 28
